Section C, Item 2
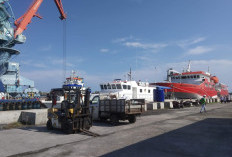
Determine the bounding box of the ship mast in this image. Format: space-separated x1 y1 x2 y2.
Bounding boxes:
186 60 191 72
128 68 132 81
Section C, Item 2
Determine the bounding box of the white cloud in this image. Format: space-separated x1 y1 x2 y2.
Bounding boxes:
21 69 64 91
187 46 213 55
20 60 47 68
21 69 115 92
51 58 83 67
191 60 232 66
40 44 52 52
178 37 206 48
20 60 32 65
112 36 134 43
100 48 109 53
124 41 167 50
33 63 48 68
191 37 206 44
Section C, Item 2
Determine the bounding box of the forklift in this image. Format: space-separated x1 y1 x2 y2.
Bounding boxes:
46 85 93 134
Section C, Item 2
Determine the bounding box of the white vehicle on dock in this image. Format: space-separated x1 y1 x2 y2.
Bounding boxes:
99 79 155 102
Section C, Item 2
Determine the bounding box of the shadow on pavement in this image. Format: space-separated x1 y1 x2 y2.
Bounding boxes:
93 121 130 127
19 126 65 135
18 121 130 134
102 118 232 157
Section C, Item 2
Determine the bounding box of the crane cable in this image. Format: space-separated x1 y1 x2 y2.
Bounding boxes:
63 19 67 81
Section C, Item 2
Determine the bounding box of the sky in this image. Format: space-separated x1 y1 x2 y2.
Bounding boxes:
9 0 232 92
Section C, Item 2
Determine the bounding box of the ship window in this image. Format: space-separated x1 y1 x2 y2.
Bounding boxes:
194 75 196 78
128 85 131 90
104 85 107 89
140 89 142 93
197 75 200 78
144 89 146 92
100 85 104 90
123 85 127 89
148 89 150 93
107 84 111 89
191 76 193 78
182 76 186 79
92 96 99 104
112 84 116 89
116 84 122 89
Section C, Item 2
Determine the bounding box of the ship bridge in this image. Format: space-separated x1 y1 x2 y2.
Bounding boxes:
170 71 211 85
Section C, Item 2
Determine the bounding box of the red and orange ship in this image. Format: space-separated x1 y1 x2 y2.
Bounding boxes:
151 62 229 99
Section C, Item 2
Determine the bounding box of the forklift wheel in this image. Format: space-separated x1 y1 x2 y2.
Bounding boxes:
46 119 53 130
62 119 74 134
128 115 136 123
85 125 90 130
100 117 107 122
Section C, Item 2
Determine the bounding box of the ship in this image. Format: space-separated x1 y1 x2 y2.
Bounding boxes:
151 61 229 99
63 70 85 90
43 71 86 108
99 69 156 102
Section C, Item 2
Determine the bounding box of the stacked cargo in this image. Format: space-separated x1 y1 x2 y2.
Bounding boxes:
0 99 45 111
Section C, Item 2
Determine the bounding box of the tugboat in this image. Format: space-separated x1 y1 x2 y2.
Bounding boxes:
63 70 85 90
43 71 86 108
152 61 229 99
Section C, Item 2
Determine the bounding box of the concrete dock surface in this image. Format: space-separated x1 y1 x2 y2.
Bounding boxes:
0 102 231 157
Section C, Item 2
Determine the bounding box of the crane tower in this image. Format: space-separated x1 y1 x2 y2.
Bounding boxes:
0 0 66 98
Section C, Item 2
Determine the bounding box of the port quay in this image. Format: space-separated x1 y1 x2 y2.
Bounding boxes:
0 1 232 157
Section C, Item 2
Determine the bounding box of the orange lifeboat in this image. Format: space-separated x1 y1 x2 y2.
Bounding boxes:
211 76 219 84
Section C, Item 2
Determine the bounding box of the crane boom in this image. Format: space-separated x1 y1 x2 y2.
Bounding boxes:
54 0 67 20
14 0 66 38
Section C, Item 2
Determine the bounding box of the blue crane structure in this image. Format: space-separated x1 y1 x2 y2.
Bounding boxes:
0 0 38 98
0 0 66 98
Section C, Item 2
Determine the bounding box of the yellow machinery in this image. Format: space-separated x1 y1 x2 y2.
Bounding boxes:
46 87 93 134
